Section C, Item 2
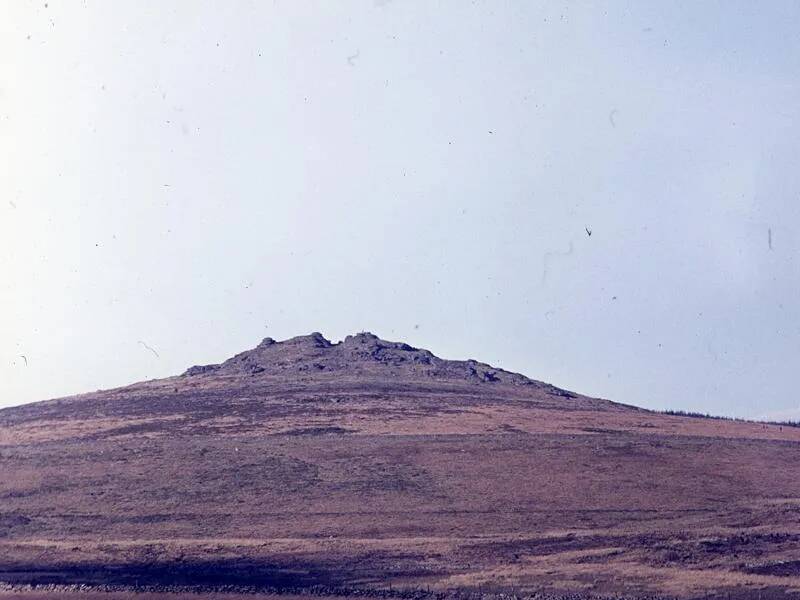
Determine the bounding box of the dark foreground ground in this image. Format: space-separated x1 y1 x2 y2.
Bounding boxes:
2 334 800 599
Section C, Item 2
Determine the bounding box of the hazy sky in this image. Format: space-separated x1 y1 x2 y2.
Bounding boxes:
2 1 799 419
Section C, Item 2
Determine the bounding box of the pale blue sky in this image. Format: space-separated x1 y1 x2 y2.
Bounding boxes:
1 1 799 419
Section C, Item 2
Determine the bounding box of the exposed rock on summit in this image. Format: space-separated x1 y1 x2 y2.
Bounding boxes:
182 331 539 386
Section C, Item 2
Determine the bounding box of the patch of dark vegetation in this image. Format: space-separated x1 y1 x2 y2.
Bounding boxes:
662 409 736 420
573 549 625 564
0 578 683 600
280 426 355 436
661 409 800 428
497 424 527 434
0 514 32 538
460 533 609 560
96 421 176 438
765 420 800 428
0 482 70 501
580 427 620 434
0 561 587 600
649 532 799 567
0 559 341 589
123 513 175 524
743 559 800 576
0 514 31 528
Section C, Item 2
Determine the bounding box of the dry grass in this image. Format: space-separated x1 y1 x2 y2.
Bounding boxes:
2 360 800 598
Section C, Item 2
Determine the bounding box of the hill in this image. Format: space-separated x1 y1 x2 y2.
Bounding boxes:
2 332 800 599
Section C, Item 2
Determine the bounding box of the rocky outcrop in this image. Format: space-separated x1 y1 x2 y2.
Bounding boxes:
181 331 538 387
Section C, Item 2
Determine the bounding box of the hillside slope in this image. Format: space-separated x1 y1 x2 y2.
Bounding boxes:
2 333 800 599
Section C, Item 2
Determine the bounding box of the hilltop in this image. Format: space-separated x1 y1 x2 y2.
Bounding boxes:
182 332 536 385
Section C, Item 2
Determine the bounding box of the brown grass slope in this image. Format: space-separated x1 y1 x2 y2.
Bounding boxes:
1 332 800 599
